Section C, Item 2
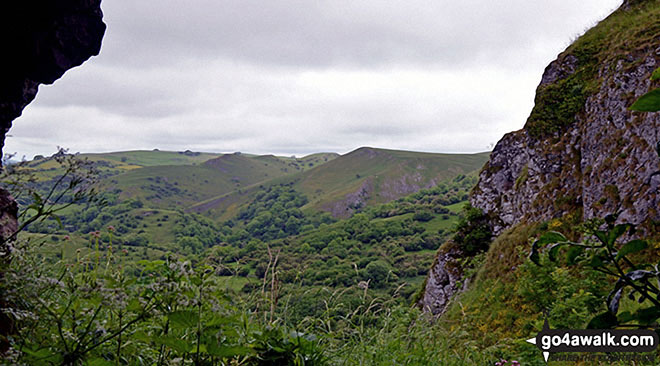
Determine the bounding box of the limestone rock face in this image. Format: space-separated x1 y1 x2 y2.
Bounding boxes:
471 7 660 235
419 241 465 315
421 1 660 315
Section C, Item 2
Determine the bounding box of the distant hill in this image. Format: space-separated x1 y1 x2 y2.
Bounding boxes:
24 150 225 179
22 147 487 219
104 152 339 209
297 147 490 216
191 147 490 219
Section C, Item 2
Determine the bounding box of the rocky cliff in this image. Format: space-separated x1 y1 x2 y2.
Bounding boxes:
421 0 660 315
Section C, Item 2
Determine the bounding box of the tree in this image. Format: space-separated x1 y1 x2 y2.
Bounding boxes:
364 260 392 288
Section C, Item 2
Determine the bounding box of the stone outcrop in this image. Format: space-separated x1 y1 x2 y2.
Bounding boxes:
421 0 660 315
472 2 659 235
419 241 465 315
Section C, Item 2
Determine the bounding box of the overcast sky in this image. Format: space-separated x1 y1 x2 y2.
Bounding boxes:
5 0 623 159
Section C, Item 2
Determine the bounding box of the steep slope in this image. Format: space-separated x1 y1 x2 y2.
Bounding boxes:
191 147 489 220
298 147 490 217
421 0 660 316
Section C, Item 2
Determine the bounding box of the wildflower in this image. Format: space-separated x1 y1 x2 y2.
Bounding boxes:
107 225 115 232
122 249 128 254
63 235 70 241
511 361 520 366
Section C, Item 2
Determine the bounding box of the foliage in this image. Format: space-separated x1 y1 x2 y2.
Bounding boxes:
1 239 326 365
452 204 492 256
0 149 103 247
526 0 660 137
530 214 660 329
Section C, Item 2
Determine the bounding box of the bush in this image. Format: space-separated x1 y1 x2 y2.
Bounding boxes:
412 210 434 222
453 204 492 255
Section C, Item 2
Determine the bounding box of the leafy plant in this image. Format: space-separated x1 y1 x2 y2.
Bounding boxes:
529 215 659 329
0 149 103 247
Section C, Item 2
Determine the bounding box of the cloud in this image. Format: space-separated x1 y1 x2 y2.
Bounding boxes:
4 0 623 159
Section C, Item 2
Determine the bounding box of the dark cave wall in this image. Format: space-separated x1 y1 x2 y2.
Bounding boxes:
0 0 105 352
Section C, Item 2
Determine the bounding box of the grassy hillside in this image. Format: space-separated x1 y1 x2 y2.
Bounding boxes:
297 147 490 216
107 153 339 209
192 147 489 220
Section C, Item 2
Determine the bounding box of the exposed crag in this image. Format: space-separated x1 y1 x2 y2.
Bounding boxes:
421 0 660 315
472 0 659 235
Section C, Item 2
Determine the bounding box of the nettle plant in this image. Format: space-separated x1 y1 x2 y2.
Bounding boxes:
529 214 659 329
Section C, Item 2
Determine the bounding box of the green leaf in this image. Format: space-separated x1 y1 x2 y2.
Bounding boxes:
651 67 660 81
22 347 61 362
594 230 608 246
168 310 199 329
205 342 252 358
588 253 604 268
536 231 567 246
565 245 584 265
617 311 634 323
607 224 631 247
616 239 648 260
31 192 43 206
587 312 618 329
127 298 142 312
206 314 235 328
52 214 63 228
630 88 660 112
530 231 569 265
132 331 152 343
88 358 114 366
548 243 567 262
633 307 660 325
156 335 193 353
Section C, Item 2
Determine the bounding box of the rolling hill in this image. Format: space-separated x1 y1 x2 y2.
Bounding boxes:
190 147 490 219
105 152 339 209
